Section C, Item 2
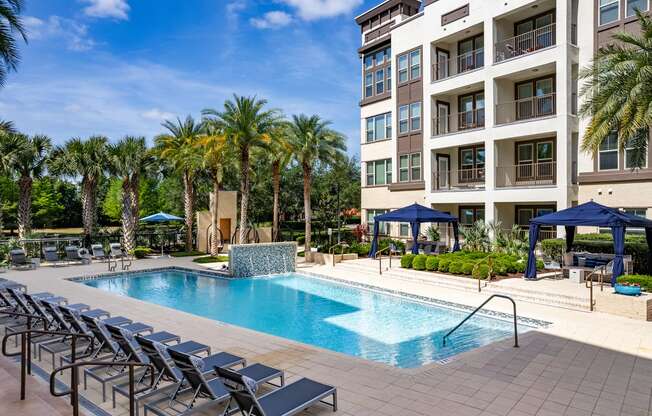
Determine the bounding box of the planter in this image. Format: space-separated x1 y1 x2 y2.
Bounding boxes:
614 283 642 296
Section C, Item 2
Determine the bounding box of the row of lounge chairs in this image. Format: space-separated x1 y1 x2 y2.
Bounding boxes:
0 278 337 416
7 243 131 269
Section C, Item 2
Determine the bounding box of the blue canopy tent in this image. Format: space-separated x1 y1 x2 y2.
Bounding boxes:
524 201 652 284
139 212 184 255
368 203 460 257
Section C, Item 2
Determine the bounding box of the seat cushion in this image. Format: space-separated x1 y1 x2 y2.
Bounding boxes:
169 340 209 355
237 363 282 383
143 331 178 344
258 378 334 416
122 322 153 334
202 352 244 369
100 316 132 326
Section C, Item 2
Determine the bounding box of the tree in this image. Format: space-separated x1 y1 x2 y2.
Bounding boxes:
32 178 64 228
287 114 346 260
50 136 108 240
107 136 153 252
203 95 279 244
101 178 123 224
579 10 652 167
197 124 230 255
0 0 27 87
154 116 203 251
9 134 51 239
0 123 20 232
264 123 293 242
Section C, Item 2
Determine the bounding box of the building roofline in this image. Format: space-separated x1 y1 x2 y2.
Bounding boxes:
355 0 421 25
355 0 392 21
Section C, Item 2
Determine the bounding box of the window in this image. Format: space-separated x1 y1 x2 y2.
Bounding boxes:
516 139 555 180
366 159 392 186
410 102 421 131
365 113 392 142
459 146 485 182
459 206 484 226
627 0 648 17
625 132 648 168
367 209 390 234
623 208 647 218
364 73 373 98
375 49 385 65
375 69 384 95
600 0 620 25
398 54 408 83
398 105 409 133
399 152 421 182
409 49 421 79
386 65 392 92
399 223 410 237
599 132 619 170
364 54 373 69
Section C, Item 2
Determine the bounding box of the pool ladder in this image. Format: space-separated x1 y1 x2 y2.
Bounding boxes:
442 294 519 348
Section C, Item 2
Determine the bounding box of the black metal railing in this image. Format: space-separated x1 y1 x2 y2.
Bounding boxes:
442 294 519 347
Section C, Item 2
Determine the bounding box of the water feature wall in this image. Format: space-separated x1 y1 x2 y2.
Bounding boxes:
229 242 297 277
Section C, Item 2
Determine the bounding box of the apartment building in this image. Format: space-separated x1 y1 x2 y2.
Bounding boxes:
358 0 580 239
576 0 652 226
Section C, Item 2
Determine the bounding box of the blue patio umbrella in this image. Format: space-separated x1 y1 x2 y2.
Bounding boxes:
139 212 183 255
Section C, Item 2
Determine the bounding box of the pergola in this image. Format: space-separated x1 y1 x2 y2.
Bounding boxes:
524 201 652 284
368 203 460 257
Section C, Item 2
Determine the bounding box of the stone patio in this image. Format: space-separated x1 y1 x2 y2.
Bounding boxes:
1 257 652 415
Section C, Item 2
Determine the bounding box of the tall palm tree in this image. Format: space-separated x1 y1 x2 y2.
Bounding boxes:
263 122 293 242
202 95 279 244
287 114 346 260
0 125 22 232
50 136 108 241
0 119 15 134
197 124 230 256
108 136 153 252
9 134 51 239
0 0 26 87
154 116 203 251
580 10 652 166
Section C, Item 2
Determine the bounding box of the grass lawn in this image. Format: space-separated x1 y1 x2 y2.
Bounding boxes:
171 251 205 257
193 255 229 264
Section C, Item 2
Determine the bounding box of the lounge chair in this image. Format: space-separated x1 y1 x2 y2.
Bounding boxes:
38 301 94 364
110 243 132 271
216 366 338 416
91 244 108 261
65 246 91 265
43 246 64 266
9 249 36 270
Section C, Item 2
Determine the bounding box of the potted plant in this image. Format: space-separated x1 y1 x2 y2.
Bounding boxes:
614 282 642 296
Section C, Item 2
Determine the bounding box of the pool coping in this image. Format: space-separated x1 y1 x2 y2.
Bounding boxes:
67 265 552 329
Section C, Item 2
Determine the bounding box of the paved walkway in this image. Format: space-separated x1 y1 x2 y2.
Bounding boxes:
1 258 652 415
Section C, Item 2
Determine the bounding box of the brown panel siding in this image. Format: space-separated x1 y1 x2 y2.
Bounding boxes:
442 4 469 26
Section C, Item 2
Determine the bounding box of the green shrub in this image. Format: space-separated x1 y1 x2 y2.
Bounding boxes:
473 264 490 279
448 261 464 274
515 261 526 273
412 254 428 271
296 235 305 245
171 251 204 257
536 259 544 270
462 262 475 275
400 254 415 268
132 247 152 259
438 258 452 273
494 262 508 276
425 256 439 271
193 255 229 264
617 274 652 292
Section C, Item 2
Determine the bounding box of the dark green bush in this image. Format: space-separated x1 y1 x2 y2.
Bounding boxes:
493 262 508 276
425 256 439 271
448 261 463 274
617 275 652 292
132 247 152 259
473 264 490 279
296 235 305 245
536 259 544 270
515 261 526 273
412 254 428 271
401 254 415 268
438 258 452 273
462 262 475 275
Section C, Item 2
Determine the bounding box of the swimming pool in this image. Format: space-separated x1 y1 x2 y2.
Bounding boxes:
81 269 533 368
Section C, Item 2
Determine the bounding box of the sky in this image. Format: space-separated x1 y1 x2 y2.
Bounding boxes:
0 0 381 157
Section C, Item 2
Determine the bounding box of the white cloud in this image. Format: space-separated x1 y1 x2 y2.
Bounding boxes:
279 0 363 20
141 108 175 122
22 15 95 51
250 11 293 29
80 0 130 20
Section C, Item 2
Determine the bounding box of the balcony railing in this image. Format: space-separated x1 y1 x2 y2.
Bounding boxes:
432 108 485 136
431 168 485 192
496 161 556 188
495 23 556 63
432 48 484 81
571 23 577 46
512 227 557 241
495 93 556 125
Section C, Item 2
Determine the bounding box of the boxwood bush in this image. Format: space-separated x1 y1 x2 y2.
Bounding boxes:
438 258 452 272
462 262 474 275
617 274 652 292
425 256 439 271
412 254 428 270
400 253 415 268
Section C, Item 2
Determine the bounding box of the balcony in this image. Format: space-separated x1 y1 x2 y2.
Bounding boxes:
432 48 484 81
495 161 556 188
432 168 485 192
495 94 556 125
432 108 485 137
495 23 556 63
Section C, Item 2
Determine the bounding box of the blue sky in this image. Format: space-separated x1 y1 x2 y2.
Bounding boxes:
1 0 380 157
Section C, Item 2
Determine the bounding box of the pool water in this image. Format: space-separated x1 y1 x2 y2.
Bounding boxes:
83 270 530 368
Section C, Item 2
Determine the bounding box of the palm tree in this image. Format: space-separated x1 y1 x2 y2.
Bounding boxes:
50 136 108 241
287 114 346 260
0 119 15 134
197 124 230 256
154 116 203 251
0 0 27 87
263 122 293 242
108 136 153 252
9 134 52 239
202 95 279 244
579 10 652 166
0 125 22 232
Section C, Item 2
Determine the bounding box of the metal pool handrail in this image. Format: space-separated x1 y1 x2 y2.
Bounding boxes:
329 243 349 267
442 294 519 348
374 246 391 275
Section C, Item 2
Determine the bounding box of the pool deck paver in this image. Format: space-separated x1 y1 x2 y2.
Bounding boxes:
1 258 652 415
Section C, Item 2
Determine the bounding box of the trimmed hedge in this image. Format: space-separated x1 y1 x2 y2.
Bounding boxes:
412 254 427 270
132 247 151 259
542 238 649 274
617 274 652 292
401 253 416 268
449 261 463 274
462 262 474 275
425 256 439 271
